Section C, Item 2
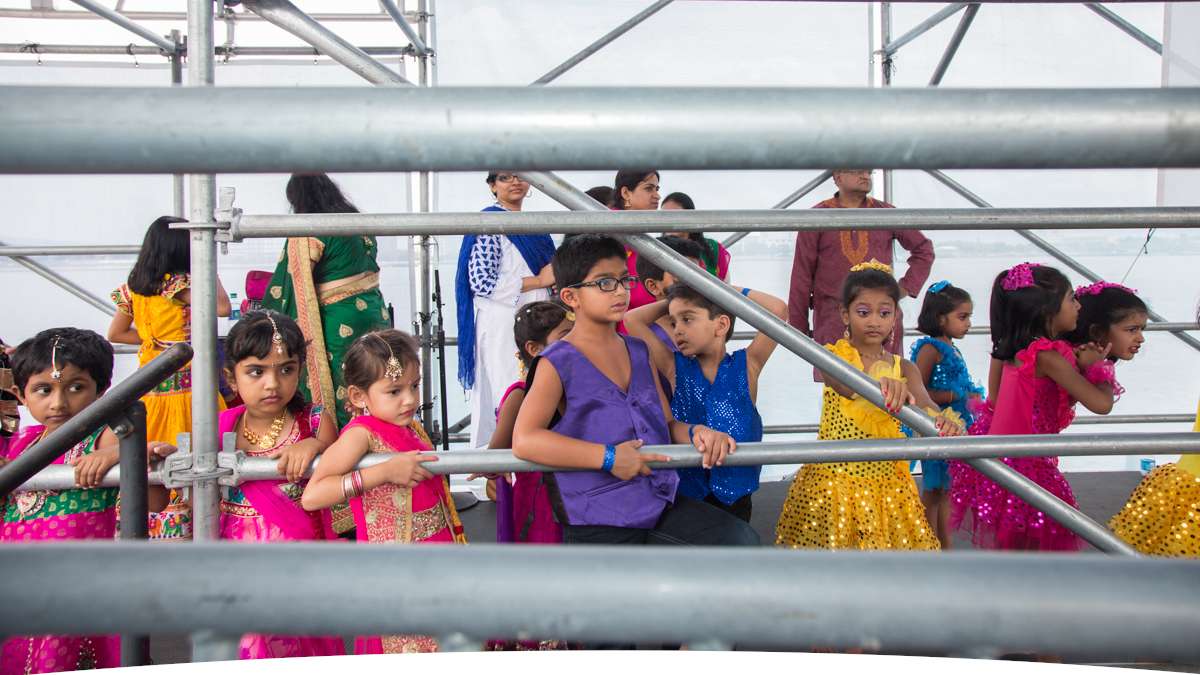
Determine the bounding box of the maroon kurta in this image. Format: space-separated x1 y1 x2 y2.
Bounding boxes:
788 194 935 380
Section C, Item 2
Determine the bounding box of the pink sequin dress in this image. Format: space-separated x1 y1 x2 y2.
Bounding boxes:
218 404 344 660
949 338 1083 551
0 426 121 674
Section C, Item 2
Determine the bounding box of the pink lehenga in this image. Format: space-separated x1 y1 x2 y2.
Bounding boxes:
0 426 121 674
346 415 466 655
949 338 1102 551
218 404 345 660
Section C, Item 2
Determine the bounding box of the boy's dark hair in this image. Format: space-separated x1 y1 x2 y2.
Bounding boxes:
989 264 1073 361
1064 285 1148 351
635 235 706 285
128 216 190 296
841 269 902 308
610 169 659 210
514 300 571 367
916 283 973 338
342 330 420 394
223 311 309 414
551 234 627 291
12 327 114 394
585 185 613 206
666 284 737 337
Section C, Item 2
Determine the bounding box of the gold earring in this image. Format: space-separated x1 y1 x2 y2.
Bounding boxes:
843 325 850 340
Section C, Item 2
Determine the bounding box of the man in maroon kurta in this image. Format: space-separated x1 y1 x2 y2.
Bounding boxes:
788 169 935 380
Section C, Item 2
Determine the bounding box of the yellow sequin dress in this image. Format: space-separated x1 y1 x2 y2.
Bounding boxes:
775 340 939 550
1108 399 1200 556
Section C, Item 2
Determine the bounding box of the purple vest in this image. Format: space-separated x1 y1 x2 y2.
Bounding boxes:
542 334 678 528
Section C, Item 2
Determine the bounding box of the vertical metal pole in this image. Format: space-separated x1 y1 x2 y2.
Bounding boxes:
116 402 149 667
415 0 434 429
170 29 185 218
880 1 893 205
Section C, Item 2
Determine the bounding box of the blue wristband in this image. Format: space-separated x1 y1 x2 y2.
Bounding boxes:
688 424 697 442
741 287 752 297
601 444 616 472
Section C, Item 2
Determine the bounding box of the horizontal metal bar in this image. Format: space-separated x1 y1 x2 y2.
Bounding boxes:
882 3 968 56
221 206 1200 240
0 43 412 57
0 343 194 496
0 9 398 22
3 543 1198 660
0 244 141 256
14 432 1199 491
729 322 1199 342
759 414 1197 436
66 0 177 52
723 170 833 247
5 87 1200 174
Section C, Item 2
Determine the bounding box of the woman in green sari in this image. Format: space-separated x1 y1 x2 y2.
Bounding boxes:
261 174 390 430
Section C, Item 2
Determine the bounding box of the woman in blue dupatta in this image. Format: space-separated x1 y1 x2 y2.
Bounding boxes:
455 172 557 449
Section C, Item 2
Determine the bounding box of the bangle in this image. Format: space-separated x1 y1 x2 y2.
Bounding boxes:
340 473 353 501
740 287 752 297
351 470 364 497
342 470 365 500
688 424 698 442
601 444 616 472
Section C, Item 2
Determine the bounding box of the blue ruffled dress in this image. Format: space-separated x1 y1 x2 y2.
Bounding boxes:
909 337 984 491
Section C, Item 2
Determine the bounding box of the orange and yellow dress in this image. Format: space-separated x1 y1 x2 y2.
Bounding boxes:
112 273 226 539
1108 399 1200 556
775 339 939 550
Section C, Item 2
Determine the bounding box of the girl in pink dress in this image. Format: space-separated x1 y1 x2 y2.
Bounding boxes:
215 311 344 659
302 330 466 654
950 263 1120 551
0 328 123 673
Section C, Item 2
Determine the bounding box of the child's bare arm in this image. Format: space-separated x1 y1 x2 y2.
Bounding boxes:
902 360 965 436
73 427 121 488
106 312 140 345
1037 350 1115 415
623 299 676 384
301 426 438 510
488 389 525 451
740 287 788 376
987 357 1003 402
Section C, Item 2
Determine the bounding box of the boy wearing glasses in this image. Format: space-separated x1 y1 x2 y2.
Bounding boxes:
512 235 759 546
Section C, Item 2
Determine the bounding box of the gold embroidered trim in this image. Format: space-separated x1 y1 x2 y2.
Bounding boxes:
318 273 380 307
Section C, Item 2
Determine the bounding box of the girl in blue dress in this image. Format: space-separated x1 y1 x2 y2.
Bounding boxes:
911 281 984 549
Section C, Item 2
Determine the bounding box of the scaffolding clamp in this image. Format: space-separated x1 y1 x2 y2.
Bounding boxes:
214 186 243 243
159 451 239 489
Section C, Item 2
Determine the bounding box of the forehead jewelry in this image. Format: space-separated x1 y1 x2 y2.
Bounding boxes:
50 336 63 380
266 314 285 355
374 333 404 382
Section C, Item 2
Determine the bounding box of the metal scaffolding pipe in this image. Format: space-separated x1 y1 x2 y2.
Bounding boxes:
882 3 968 56
0 8 398 22
0 43 412 57
723 169 833 247
532 0 674 85
215 206 1200 240
522 170 1137 555
379 0 430 56
6 87 1200 174
927 169 1200 354
241 0 410 86
2 543 1197 659
186 0 220 553
0 245 141 256
65 0 176 53
928 4 980 86
0 238 116 315
115 401 149 667
1085 3 1163 55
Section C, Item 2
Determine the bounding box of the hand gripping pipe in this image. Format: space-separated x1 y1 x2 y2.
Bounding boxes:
0 343 193 496
519 170 1138 556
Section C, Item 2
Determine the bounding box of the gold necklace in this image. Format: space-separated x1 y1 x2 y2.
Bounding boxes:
242 412 288 450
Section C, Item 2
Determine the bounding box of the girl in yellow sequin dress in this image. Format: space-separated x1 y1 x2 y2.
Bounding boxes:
775 261 963 550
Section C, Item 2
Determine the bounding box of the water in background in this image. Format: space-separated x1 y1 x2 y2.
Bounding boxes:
4 242 1196 479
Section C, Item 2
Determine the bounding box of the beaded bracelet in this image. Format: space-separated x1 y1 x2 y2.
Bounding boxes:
601 444 616 472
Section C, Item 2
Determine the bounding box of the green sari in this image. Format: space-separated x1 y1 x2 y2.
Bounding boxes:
262 235 390 429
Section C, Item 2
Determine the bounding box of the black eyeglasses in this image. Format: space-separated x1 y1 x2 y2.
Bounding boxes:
567 275 639 293
495 174 526 183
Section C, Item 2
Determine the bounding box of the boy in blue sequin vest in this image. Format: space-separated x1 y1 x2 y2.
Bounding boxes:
624 282 788 522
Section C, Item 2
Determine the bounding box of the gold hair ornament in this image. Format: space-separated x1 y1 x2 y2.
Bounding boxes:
266 314 285 355
50 336 63 380
373 333 404 382
849 259 894 275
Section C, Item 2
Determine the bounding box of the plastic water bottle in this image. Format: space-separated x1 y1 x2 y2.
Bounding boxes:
229 292 241 321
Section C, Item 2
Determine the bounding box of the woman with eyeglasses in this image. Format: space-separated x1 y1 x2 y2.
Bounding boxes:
455 172 557 449
611 169 662 312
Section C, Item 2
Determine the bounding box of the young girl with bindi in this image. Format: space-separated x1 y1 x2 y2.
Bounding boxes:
775 260 964 551
301 330 465 654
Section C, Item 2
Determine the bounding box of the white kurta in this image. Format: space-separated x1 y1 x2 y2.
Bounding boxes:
468 236 550 448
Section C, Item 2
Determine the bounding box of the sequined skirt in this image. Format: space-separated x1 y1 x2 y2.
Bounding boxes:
775 461 939 550
949 456 1082 551
1109 463 1200 557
